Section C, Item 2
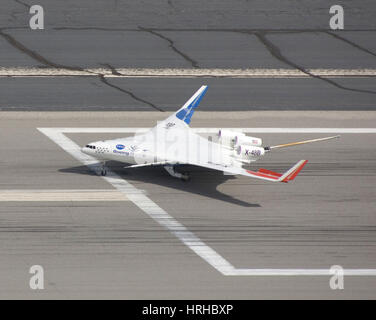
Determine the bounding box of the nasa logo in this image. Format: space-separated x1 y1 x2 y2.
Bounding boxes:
116 144 125 150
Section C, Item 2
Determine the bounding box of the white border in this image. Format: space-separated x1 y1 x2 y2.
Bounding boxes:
38 127 376 276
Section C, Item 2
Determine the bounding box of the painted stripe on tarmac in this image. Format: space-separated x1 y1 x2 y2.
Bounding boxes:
0 189 128 201
37 127 376 276
38 128 236 276
2 68 376 78
227 269 376 276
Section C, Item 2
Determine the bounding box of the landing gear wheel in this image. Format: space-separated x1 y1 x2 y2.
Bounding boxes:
163 165 190 181
181 172 190 182
101 161 107 176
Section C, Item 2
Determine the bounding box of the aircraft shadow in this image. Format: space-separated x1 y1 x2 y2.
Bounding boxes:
59 161 261 208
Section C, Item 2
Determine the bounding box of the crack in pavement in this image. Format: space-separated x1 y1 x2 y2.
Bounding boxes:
0 29 84 70
98 62 162 111
1 25 375 104
249 30 376 95
13 0 30 9
167 0 176 10
98 73 163 111
0 28 161 111
325 31 376 58
11 0 31 21
100 63 121 76
139 26 200 68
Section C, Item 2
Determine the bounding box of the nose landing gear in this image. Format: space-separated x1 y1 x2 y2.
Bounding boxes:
101 161 107 176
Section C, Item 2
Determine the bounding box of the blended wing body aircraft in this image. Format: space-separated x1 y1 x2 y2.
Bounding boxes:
82 86 339 182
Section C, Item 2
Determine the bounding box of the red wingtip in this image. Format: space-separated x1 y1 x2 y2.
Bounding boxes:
282 160 308 182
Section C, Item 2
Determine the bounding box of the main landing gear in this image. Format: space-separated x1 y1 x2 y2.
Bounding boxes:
163 165 190 182
101 161 107 176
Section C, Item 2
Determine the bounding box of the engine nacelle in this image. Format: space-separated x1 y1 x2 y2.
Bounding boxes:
234 135 262 147
236 145 265 161
218 129 238 148
218 129 262 149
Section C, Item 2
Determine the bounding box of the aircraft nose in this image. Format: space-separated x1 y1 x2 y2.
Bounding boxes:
81 146 88 154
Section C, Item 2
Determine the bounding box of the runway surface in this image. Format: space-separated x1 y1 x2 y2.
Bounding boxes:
1 77 376 111
0 111 375 299
3 0 376 30
1 2 376 112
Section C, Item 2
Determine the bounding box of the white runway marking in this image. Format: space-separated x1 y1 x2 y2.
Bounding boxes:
38 128 235 276
227 269 376 276
2 68 376 78
0 189 128 202
38 127 376 277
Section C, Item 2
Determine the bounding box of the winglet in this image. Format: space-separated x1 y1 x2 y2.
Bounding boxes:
244 160 308 182
278 160 308 183
175 85 208 125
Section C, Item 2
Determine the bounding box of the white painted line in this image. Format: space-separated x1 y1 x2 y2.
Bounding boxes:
237 128 376 134
37 127 376 276
0 189 128 201
38 128 236 276
52 127 376 134
2 68 376 78
227 269 376 276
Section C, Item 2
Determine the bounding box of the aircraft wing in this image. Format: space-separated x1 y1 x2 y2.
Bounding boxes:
140 84 308 183
189 158 308 183
151 127 308 183
124 147 307 183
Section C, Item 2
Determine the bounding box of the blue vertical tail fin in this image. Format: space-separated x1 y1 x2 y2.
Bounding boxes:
174 85 208 125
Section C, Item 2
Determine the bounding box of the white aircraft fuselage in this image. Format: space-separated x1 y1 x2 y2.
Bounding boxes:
82 136 153 165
